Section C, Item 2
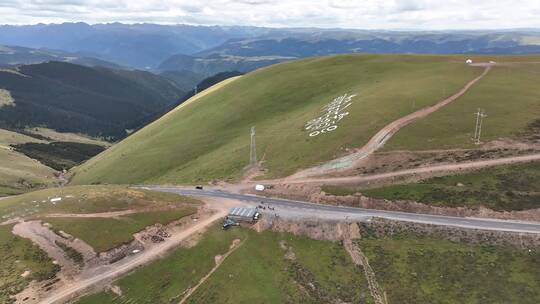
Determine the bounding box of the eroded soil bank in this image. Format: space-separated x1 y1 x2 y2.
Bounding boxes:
254 216 540 248
259 184 540 222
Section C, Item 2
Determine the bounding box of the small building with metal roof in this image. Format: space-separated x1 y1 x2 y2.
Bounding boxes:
226 207 260 223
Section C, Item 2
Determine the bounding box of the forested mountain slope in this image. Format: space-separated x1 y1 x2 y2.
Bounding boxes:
0 61 185 139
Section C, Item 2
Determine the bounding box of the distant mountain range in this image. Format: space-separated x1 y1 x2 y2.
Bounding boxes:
159 30 540 76
0 23 272 69
1 23 539 74
0 44 121 68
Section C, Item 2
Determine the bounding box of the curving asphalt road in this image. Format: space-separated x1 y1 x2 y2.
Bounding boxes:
149 186 540 234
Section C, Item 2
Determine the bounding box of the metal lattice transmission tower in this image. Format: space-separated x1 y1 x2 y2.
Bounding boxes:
250 126 257 166
473 108 487 145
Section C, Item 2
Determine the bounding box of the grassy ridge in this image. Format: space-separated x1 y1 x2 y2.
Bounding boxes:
386 58 540 150
71 54 482 184
0 185 199 221
0 128 56 196
0 148 56 196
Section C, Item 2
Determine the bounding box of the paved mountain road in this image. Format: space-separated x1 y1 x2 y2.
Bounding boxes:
149 187 540 234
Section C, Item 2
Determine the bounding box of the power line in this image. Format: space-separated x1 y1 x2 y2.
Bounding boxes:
472 108 487 145
250 126 257 166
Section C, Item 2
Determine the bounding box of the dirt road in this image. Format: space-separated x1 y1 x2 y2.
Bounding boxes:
43 208 169 219
37 198 239 304
288 65 493 180
276 152 540 186
12 221 80 279
343 239 387 304
178 238 243 304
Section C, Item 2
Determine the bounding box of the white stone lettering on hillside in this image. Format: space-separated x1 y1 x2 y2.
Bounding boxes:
305 93 356 137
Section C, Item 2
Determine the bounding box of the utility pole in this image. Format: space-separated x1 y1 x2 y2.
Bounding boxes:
472 108 487 145
250 126 257 166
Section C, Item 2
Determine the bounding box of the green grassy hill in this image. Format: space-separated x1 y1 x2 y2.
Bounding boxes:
71 54 485 185
385 56 540 150
0 129 57 196
76 225 373 304
76 225 540 304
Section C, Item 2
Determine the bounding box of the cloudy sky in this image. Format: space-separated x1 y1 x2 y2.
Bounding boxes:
1 0 539 29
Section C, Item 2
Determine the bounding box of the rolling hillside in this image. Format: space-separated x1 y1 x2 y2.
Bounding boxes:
0 129 57 196
71 54 488 185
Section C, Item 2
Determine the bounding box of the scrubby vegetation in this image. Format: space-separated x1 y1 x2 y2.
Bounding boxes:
357 231 540 303
13 141 105 170
55 240 84 267
353 162 540 211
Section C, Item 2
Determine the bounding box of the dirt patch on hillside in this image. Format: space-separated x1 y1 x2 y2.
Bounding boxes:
261 184 540 222
14 199 228 304
241 161 267 183
11 220 92 304
255 216 360 241
343 239 387 304
12 221 81 279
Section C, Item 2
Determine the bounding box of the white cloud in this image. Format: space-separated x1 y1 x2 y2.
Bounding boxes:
0 0 538 29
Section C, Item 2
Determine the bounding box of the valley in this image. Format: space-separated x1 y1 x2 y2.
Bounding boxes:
0 21 539 303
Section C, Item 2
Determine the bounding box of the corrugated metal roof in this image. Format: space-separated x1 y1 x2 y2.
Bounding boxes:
229 207 256 218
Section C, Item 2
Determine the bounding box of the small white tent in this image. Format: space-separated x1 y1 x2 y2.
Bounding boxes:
466 59 473 64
